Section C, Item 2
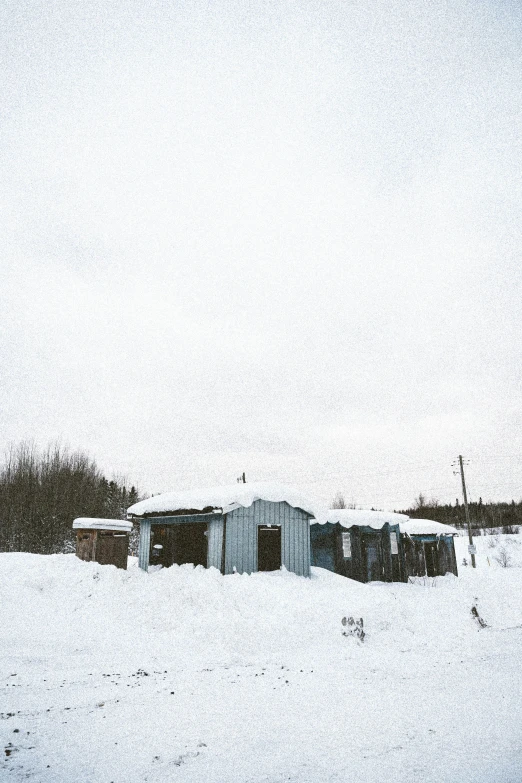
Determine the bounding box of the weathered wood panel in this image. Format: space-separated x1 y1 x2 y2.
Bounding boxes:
401 534 458 579
96 532 128 570
76 530 96 562
310 522 404 583
75 529 128 569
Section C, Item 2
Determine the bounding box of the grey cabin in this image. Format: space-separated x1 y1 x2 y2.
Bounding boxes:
127 482 316 577
311 510 458 583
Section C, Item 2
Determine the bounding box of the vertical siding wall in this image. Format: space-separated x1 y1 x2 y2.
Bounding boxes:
224 500 311 577
138 519 151 571
310 522 405 583
207 517 224 570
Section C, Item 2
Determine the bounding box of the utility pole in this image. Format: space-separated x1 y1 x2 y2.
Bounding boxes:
458 455 476 568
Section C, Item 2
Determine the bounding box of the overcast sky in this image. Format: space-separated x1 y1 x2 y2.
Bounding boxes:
2 0 522 509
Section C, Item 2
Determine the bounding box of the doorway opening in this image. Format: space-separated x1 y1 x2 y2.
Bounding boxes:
172 523 208 567
258 525 282 571
150 523 208 568
424 542 439 577
362 533 382 582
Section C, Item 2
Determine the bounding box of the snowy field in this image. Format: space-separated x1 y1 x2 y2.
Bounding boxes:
2 536 522 782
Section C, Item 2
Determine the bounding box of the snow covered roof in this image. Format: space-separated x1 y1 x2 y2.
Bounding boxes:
73 518 132 532
400 518 459 536
315 508 409 529
314 509 458 536
127 482 322 519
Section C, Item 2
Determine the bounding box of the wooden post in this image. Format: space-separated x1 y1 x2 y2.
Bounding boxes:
459 455 476 568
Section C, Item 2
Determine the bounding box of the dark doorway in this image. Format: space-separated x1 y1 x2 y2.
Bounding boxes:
172 523 208 567
258 526 282 571
424 542 439 577
362 533 382 582
150 523 208 568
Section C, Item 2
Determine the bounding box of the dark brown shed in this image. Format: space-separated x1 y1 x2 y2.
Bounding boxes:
73 518 131 570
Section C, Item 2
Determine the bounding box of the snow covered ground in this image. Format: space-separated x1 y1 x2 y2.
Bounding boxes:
455 530 522 570
2 541 522 782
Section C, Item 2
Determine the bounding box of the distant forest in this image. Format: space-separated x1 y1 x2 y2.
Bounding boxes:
0 443 141 554
2 443 520 556
397 494 521 534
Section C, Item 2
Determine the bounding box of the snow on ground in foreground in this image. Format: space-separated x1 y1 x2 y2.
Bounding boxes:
1 551 522 783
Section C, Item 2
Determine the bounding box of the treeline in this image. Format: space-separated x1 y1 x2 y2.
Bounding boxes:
0 443 140 554
398 496 521 534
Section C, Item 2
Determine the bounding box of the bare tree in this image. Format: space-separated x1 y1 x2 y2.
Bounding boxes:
332 492 347 509
413 493 427 510
494 545 512 568
0 442 141 554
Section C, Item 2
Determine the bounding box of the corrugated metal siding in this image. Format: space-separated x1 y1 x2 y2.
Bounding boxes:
207 517 224 570
138 519 151 571
282 509 310 577
224 504 256 574
224 500 311 577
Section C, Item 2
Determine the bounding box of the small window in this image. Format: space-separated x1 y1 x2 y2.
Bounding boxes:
342 532 351 558
390 531 398 555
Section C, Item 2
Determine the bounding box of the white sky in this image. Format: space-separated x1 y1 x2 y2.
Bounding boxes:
2 0 522 509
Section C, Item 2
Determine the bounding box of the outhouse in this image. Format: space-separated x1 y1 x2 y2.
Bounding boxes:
127 482 318 577
311 509 408 583
400 519 458 578
73 518 131 570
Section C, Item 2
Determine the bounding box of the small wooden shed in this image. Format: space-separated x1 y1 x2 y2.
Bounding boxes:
311 510 407 583
127 482 317 577
73 518 131 570
400 519 458 579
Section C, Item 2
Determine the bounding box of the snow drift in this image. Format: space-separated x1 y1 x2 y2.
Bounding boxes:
1 547 522 782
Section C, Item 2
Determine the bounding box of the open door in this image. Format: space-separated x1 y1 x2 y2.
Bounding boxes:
258 526 282 571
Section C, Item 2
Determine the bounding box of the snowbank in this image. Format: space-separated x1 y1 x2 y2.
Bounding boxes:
127 481 323 519
2 550 522 783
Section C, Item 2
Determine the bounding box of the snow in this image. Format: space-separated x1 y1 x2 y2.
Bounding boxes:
319 508 458 536
400 518 459 536
128 491 457 539
127 481 323 520
320 508 408 528
455 531 522 570
72 518 132 532
2 543 522 782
